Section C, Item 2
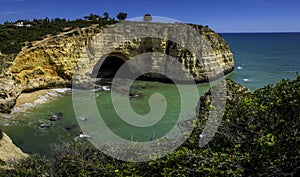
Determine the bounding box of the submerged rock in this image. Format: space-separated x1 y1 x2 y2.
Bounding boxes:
40 123 51 128
48 112 63 121
64 123 76 131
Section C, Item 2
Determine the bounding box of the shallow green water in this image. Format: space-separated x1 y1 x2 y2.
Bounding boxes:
2 80 211 157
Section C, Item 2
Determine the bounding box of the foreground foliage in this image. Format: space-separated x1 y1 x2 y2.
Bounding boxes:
1 77 299 176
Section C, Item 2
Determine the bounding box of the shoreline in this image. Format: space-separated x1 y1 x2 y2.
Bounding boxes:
13 88 71 113
15 89 53 107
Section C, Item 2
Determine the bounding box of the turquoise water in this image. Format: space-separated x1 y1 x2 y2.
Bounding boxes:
2 81 211 156
2 33 300 156
223 33 300 90
2 93 78 156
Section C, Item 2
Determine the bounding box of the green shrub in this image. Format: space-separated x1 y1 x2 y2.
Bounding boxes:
1 154 51 176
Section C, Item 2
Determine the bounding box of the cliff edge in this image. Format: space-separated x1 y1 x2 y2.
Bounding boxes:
0 133 28 164
0 22 234 113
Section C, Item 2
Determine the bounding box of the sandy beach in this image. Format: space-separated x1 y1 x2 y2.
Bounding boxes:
15 89 54 107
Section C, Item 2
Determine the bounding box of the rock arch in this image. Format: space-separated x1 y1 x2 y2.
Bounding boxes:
1 22 235 113
74 22 234 88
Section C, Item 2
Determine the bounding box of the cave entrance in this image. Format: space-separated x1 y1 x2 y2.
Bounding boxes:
97 56 125 78
95 54 135 79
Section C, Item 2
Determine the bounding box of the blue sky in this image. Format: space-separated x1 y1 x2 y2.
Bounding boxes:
0 0 299 32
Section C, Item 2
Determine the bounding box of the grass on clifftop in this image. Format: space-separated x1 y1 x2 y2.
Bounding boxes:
1 76 299 176
0 14 117 55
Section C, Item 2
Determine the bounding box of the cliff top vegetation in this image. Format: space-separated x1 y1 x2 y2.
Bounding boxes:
0 13 118 55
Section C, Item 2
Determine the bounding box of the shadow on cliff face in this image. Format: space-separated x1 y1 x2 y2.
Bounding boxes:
93 54 177 84
93 52 175 83
96 55 128 78
89 34 234 85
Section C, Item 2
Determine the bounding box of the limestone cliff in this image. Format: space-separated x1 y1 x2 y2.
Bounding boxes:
0 133 28 164
10 24 101 90
74 22 234 87
0 25 101 113
0 22 234 113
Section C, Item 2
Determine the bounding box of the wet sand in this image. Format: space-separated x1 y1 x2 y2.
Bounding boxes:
15 89 52 107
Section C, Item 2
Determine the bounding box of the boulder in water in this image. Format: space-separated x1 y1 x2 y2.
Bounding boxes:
64 123 75 131
40 123 51 128
48 112 63 121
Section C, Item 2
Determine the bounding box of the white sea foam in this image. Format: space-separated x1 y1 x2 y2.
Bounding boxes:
12 88 71 113
53 88 72 93
93 85 111 92
237 66 242 70
102 86 110 91
243 78 249 82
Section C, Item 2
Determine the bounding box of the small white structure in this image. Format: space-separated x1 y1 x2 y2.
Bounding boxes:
14 21 32 27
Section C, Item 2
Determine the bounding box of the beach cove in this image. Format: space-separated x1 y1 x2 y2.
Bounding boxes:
2 32 300 158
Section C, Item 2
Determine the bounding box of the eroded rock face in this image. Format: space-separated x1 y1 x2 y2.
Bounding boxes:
0 25 101 113
10 25 101 91
0 22 234 113
74 22 234 88
0 79 18 113
0 133 28 163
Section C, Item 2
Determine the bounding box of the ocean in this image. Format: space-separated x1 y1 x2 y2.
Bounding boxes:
223 33 300 90
2 33 300 156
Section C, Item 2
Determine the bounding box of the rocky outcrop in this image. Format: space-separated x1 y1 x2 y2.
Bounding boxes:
0 25 101 113
0 133 28 163
74 22 234 87
0 53 17 113
10 24 101 90
0 22 234 113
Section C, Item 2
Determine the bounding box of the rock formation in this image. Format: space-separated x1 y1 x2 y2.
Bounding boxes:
0 25 100 113
0 133 28 163
0 22 234 113
74 22 234 87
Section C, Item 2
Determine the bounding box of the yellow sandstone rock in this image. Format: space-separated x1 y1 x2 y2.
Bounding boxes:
0 133 28 163
0 23 234 113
